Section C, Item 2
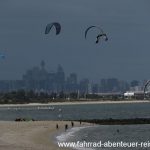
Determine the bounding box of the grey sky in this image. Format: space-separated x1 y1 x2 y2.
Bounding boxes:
0 0 150 81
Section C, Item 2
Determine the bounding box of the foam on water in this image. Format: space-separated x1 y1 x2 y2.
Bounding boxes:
56 126 90 142
56 126 95 150
56 124 150 150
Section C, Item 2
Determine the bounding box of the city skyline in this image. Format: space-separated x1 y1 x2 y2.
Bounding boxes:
0 60 147 93
0 59 149 82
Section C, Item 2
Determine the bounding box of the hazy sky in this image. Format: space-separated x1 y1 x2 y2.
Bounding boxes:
0 0 150 81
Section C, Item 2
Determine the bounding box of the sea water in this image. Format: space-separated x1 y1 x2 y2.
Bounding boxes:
56 124 150 150
0 102 150 120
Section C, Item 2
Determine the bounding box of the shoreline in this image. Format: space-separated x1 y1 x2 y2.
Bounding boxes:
0 100 149 107
0 121 84 150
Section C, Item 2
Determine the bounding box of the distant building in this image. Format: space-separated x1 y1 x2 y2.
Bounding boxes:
66 73 78 92
0 80 25 92
129 86 142 92
124 91 144 99
22 61 49 91
79 79 89 94
100 78 129 93
124 91 134 97
55 64 65 92
91 83 99 94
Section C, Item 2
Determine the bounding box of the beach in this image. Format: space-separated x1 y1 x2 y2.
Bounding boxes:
0 100 149 108
0 121 82 150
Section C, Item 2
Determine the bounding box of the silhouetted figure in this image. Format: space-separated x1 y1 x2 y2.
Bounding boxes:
80 120 82 125
65 124 68 131
56 124 59 130
71 121 74 127
96 34 108 44
117 129 119 133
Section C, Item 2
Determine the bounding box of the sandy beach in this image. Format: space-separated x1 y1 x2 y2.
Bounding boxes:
0 121 85 150
0 100 149 108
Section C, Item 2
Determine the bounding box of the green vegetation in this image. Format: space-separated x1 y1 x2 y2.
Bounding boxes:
0 90 80 104
0 89 143 104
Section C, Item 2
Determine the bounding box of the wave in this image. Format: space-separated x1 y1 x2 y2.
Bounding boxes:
56 126 95 150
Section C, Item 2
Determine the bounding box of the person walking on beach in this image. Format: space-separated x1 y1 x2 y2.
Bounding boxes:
65 124 68 131
71 121 74 127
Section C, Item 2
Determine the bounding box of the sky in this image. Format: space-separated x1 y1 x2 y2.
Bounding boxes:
0 0 150 82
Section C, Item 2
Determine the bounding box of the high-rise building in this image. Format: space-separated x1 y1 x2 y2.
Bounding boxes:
55 64 65 92
92 83 99 94
66 73 78 92
22 61 49 91
79 78 89 93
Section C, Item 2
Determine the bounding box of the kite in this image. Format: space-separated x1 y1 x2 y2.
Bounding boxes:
45 22 61 35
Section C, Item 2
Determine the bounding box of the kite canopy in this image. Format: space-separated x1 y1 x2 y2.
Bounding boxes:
45 22 61 35
85 26 103 39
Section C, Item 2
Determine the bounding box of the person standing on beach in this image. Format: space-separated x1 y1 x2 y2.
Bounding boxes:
80 120 82 125
56 124 59 130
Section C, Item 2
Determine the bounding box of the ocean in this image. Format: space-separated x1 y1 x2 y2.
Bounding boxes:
56 124 150 150
0 102 150 120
